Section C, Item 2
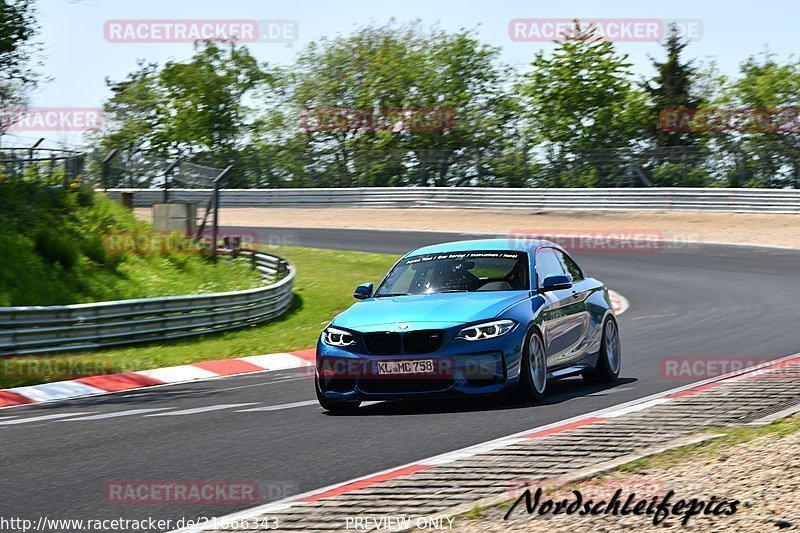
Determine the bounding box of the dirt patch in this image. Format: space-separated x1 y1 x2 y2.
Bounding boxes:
134 208 800 249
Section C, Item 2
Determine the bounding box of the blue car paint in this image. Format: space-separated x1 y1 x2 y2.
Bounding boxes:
316 239 615 401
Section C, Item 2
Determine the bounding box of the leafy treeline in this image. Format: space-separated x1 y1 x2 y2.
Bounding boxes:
95 21 800 189
0 0 39 128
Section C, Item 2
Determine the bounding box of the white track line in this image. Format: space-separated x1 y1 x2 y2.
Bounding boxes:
0 412 97 426
144 403 260 417
236 400 319 412
58 408 172 421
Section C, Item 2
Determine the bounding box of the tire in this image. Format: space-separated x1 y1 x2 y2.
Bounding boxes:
513 328 547 402
315 377 361 414
583 316 621 383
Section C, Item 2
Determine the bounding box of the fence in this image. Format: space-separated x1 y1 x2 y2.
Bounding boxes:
104 187 800 214
0 250 294 356
0 145 87 186
88 144 800 189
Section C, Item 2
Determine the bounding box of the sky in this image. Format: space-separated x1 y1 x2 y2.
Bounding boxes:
7 0 798 147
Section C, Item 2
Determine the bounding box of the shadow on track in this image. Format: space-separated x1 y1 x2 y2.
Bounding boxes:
323 377 638 416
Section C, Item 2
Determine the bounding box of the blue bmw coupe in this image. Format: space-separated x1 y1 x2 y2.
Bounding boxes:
315 238 621 412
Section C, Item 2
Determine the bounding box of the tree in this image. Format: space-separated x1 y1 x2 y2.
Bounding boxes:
518 21 648 187
265 20 517 187
0 0 39 133
158 41 269 163
714 52 800 187
642 24 707 186
98 41 272 186
644 24 702 149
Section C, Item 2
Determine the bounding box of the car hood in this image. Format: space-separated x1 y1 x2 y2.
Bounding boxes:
332 291 529 331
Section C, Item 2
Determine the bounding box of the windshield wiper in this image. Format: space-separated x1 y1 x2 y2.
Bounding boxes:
374 292 410 298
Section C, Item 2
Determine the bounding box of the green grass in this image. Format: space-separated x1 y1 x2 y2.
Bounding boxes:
462 505 487 520
1 246 398 388
616 413 800 472
0 182 261 306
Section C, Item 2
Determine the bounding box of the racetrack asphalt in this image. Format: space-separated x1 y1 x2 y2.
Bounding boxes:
2 226 799 531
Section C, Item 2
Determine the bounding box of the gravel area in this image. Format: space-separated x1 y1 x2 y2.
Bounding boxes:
132 208 800 250
457 417 800 532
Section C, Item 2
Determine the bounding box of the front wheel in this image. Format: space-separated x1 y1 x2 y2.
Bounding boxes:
513 329 547 402
315 377 361 414
583 316 621 383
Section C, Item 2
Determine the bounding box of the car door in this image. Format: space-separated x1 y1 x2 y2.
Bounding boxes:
553 249 592 365
535 247 583 368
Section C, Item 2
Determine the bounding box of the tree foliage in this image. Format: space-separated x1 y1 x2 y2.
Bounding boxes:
94 20 800 189
517 21 648 186
0 0 39 131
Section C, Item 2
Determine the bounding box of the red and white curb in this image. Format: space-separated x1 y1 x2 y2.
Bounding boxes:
0 350 315 409
174 351 800 532
608 289 628 315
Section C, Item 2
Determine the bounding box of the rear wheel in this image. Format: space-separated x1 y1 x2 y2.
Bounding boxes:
315 377 361 414
514 328 547 402
583 316 621 383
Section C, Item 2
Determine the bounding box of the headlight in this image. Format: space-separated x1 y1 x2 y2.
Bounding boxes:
323 327 356 347
456 319 516 341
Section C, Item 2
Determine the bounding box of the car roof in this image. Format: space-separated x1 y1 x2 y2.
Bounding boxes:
404 238 557 258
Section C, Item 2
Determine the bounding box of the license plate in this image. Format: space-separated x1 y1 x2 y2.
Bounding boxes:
375 360 435 375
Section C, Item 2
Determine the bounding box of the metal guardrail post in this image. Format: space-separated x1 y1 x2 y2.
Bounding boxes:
162 158 180 203
211 165 233 265
101 149 119 192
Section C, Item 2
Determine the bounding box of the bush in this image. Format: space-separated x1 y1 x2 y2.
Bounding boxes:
33 227 79 270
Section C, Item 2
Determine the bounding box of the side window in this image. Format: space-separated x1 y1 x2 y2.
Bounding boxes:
557 251 585 282
534 248 565 287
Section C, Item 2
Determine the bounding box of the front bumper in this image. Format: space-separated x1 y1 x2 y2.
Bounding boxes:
316 329 525 401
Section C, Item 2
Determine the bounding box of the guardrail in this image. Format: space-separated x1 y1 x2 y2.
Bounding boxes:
103 187 800 213
0 250 294 356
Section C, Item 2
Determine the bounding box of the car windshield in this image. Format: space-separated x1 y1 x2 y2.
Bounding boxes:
375 250 529 296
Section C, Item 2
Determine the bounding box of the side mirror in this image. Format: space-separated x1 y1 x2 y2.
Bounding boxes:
353 283 374 300
539 273 572 293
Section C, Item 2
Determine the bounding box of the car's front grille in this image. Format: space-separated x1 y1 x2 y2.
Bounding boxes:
363 330 445 355
403 330 445 354
358 378 453 394
364 332 402 355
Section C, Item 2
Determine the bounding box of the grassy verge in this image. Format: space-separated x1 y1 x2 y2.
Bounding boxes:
0 183 261 305
1 245 398 388
616 412 800 472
